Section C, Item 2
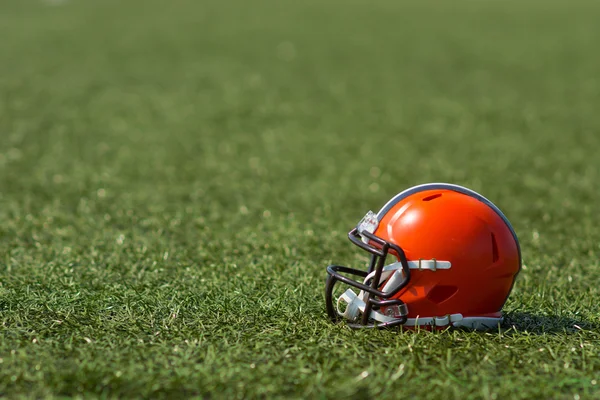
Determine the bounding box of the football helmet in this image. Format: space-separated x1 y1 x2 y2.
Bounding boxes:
325 183 521 330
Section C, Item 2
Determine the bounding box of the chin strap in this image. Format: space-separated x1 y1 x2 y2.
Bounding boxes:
337 287 504 329
337 288 405 323
336 263 410 323
335 260 504 329
336 262 464 327
337 288 465 327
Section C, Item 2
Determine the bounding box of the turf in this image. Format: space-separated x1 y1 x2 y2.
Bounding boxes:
1 0 600 398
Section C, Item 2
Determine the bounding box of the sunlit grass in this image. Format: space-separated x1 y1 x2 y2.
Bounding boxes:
1 0 599 398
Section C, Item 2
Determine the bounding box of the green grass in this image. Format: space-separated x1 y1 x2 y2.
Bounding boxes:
1 0 600 398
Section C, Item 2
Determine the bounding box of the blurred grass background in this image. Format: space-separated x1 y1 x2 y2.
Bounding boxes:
1 0 599 398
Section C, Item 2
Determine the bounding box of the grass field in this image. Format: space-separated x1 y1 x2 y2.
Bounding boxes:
1 0 600 398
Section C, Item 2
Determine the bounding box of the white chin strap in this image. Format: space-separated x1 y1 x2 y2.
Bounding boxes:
336 262 410 323
336 261 503 329
337 287 404 324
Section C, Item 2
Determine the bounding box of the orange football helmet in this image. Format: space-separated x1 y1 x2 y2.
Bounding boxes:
325 183 521 330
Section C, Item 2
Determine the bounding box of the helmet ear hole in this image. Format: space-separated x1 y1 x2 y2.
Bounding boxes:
427 285 458 304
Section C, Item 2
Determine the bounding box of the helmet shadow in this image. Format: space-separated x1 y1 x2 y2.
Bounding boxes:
501 311 600 335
